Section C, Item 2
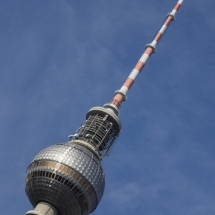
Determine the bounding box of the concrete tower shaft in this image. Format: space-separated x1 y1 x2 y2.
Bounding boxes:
26 202 58 215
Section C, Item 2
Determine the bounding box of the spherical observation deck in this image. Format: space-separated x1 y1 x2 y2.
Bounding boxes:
25 142 105 215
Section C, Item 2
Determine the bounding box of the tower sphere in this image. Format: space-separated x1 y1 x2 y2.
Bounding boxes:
25 142 105 215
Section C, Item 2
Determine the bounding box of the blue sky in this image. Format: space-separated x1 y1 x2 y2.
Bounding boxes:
1 0 215 214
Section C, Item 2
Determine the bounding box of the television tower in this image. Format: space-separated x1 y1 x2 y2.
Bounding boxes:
25 1 184 215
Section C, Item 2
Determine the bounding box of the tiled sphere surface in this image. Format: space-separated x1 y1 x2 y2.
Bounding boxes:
25 142 105 215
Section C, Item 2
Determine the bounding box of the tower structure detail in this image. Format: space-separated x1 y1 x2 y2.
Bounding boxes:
25 1 184 215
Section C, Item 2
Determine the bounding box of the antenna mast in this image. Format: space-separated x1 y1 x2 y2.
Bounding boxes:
105 0 184 114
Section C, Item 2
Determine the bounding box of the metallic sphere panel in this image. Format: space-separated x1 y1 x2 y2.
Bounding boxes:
32 143 105 201
26 177 82 215
25 142 105 215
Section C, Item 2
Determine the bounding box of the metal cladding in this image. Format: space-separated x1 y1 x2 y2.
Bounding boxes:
110 0 184 109
26 142 105 215
25 1 184 215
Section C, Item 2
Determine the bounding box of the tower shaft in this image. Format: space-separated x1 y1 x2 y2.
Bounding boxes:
26 202 58 215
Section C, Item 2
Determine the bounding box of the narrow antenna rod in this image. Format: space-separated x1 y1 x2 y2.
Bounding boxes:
109 0 184 109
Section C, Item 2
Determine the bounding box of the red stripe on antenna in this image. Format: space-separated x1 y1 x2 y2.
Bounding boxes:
134 61 144 71
111 95 124 107
123 78 134 89
174 3 181 11
164 16 172 26
144 47 153 55
154 32 163 41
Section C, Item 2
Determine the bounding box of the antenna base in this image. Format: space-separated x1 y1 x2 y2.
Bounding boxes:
103 103 120 116
114 90 127 101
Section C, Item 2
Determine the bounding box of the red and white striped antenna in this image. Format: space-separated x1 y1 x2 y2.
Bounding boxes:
104 0 184 115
